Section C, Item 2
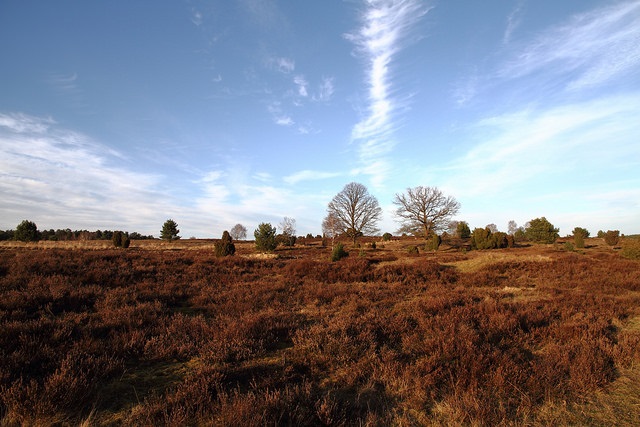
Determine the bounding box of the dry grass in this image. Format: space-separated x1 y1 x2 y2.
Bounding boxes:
1 239 639 425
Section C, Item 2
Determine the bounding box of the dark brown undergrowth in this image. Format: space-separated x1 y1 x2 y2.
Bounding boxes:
0 247 638 425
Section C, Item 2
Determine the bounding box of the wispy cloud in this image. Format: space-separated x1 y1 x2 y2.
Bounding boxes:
499 1 640 91
441 93 640 200
294 75 308 97
0 113 172 233
272 57 295 74
313 77 335 102
502 1 524 45
283 170 341 185
345 0 429 185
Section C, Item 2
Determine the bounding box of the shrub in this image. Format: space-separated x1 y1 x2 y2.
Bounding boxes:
382 232 392 241
254 223 278 252
215 231 236 257
621 238 640 260
122 235 131 248
15 220 39 242
506 234 515 248
425 234 441 251
572 227 590 239
564 241 575 252
574 233 585 249
112 231 123 248
604 230 620 246
456 221 471 239
407 245 419 256
330 243 348 262
471 227 492 249
524 217 559 243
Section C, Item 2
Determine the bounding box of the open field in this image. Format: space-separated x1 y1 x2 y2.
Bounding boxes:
1 238 639 425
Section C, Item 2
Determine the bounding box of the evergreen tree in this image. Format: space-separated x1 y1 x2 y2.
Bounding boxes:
160 219 180 241
215 230 236 257
254 223 277 252
15 220 39 242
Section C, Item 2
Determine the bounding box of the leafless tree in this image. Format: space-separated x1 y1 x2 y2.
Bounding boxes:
322 212 341 246
393 186 460 238
486 223 498 233
230 223 247 240
279 217 296 237
327 182 382 244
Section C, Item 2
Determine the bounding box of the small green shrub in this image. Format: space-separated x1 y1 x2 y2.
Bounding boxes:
425 234 441 251
382 232 392 241
330 243 348 262
574 233 585 249
407 245 419 256
563 241 575 252
604 230 620 246
621 238 640 260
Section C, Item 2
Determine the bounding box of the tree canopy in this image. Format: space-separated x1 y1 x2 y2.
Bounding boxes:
393 186 460 238
160 219 180 241
326 182 382 244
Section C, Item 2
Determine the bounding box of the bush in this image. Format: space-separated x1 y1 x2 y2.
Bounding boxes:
525 217 559 244
621 238 640 260
112 231 123 248
506 234 515 248
382 232 392 241
15 220 39 242
456 221 471 239
215 231 236 257
330 243 348 262
407 245 419 256
471 227 492 249
254 223 278 252
574 233 585 249
572 227 590 239
604 230 620 246
564 241 575 252
425 234 441 251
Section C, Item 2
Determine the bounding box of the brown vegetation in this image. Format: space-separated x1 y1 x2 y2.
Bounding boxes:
1 238 639 425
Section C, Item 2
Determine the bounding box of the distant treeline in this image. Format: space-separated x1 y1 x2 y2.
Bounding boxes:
0 228 154 242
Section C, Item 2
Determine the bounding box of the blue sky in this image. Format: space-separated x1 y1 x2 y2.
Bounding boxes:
1 0 639 238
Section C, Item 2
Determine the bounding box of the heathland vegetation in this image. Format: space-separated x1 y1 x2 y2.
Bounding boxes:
1 183 639 425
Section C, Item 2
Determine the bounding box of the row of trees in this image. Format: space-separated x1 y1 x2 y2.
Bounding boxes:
1 221 153 242
7 182 625 252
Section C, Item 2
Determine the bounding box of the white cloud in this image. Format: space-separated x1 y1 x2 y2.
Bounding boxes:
346 0 429 184
499 1 640 91
294 75 308 97
313 77 335 102
437 93 640 233
283 170 341 185
502 1 524 45
275 116 294 126
273 57 295 73
0 113 174 234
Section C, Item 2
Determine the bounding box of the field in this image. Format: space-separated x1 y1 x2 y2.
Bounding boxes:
1 238 639 426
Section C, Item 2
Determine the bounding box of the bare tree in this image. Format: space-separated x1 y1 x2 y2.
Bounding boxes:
230 223 247 240
486 223 498 233
279 217 297 246
393 186 460 238
327 182 382 244
322 212 341 246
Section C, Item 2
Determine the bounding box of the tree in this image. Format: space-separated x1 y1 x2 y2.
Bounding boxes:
456 221 471 239
160 219 180 241
254 222 277 252
230 223 247 241
327 182 382 244
278 217 296 246
322 212 341 245
393 186 460 238
507 220 519 236
486 223 498 233
524 217 559 244
215 230 236 257
573 227 589 249
15 220 39 242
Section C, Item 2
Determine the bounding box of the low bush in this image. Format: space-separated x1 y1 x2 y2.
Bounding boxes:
621 238 640 260
330 243 348 262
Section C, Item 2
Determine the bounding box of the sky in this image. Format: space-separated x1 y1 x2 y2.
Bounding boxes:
1 0 639 238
